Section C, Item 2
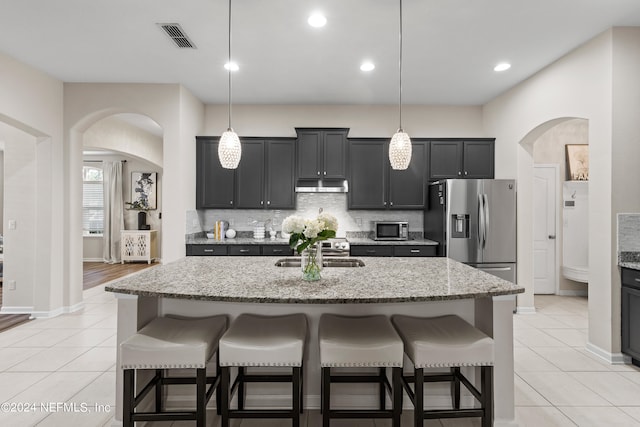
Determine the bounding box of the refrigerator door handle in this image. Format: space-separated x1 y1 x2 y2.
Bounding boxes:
478 193 485 249
483 193 489 249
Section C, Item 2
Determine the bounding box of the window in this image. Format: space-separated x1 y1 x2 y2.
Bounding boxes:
83 165 104 235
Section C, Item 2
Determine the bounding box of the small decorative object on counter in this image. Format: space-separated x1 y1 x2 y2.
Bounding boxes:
282 209 338 281
225 228 236 239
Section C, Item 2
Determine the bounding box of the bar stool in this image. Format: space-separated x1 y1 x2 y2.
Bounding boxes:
392 314 494 427
219 313 307 427
318 314 404 427
120 314 228 427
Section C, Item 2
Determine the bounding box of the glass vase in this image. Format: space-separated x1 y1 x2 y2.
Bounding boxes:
301 243 322 281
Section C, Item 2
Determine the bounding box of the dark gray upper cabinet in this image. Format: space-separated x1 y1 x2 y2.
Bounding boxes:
348 139 387 209
266 139 296 209
196 137 295 210
235 140 265 208
429 139 495 179
348 139 428 210
196 137 235 209
388 141 428 209
296 128 348 180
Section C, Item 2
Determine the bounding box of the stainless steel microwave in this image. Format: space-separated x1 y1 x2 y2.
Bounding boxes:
374 221 408 241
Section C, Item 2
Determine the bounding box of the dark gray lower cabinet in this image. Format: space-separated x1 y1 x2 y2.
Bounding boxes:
350 246 394 257
351 245 437 257
393 246 437 257
622 268 640 365
186 244 292 256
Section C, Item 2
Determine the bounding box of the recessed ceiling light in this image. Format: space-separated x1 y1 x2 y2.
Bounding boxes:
308 13 327 28
360 62 375 72
224 62 239 71
494 62 511 72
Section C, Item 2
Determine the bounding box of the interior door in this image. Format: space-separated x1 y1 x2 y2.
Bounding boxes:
533 165 557 294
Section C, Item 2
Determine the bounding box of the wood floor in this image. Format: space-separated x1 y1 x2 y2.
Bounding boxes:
83 261 157 290
0 261 157 333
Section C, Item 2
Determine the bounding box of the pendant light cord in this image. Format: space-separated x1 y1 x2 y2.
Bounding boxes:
398 0 404 131
227 0 232 130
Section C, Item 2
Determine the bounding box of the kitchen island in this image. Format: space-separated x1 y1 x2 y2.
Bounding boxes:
106 256 523 426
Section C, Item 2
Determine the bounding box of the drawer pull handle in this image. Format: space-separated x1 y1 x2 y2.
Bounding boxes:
410 249 420 253
366 250 376 254
239 249 250 253
272 249 283 253
203 249 214 253
635 278 640 283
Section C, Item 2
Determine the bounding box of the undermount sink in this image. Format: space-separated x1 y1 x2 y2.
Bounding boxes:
274 257 365 268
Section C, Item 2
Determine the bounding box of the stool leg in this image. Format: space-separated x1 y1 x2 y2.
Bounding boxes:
321 367 330 427
216 351 222 416
414 368 424 427
237 366 245 410
392 367 402 427
379 367 386 410
292 366 301 427
300 362 304 414
155 369 163 412
481 366 493 427
123 369 134 427
220 367 230 427
196 367 206 427
451 367 461 409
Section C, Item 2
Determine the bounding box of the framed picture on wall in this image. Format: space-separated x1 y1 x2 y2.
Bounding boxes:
130 172 157 210
565 145 589 181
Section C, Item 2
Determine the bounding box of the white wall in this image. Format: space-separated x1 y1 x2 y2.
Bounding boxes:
0 51 65 317
483 30 619 359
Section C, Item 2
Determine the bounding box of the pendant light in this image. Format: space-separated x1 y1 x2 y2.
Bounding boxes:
389 0 412 170
218 0 241 169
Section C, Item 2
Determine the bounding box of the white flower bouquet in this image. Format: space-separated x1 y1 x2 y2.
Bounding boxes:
282 212 338 254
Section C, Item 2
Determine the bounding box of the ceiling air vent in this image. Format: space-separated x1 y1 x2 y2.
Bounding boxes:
157 23 196 48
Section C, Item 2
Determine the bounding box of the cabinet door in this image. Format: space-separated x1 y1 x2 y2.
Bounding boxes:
622 285 640 360
348 140 387 209
350 245 394 257
388 141 428 209
186 244 228 256
297 131 321 179
463 140 494 178
262 245 294 256
323 130 347 179
196 138 235 208
235 140 265 209
228 245 261 256
429 141 462 179
266 139 296 209
394 245 437 257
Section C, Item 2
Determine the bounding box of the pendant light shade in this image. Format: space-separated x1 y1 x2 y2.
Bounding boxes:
389 129 411 170
218 0 241 169
219 128 241 169
389 0 412 170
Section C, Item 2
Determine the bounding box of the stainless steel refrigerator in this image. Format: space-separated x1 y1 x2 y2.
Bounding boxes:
424 179 517 284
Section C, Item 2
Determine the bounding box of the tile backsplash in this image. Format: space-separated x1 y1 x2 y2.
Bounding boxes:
618 213 640 252
186 193 423 237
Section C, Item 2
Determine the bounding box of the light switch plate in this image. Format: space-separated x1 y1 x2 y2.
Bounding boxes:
8 220 16 230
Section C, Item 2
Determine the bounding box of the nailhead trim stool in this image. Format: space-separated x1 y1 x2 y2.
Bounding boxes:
120 314 228 427
219 313 307 427
319 314 404 427
392 314 494 427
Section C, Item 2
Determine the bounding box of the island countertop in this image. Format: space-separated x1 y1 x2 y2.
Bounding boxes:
105 256 524 303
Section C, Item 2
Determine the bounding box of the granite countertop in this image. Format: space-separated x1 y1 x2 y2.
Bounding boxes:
105 256 523 304
347 237 438 246
186 236 291 245
619 252 640 271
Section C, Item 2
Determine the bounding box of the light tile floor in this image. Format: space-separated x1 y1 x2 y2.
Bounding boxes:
0 291 639 426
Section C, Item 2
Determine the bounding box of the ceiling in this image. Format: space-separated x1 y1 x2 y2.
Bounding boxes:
2 0 640 106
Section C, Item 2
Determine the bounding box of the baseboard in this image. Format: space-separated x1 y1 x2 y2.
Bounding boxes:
516 306 536 314
1 302 85 318
556 290 588 297
586 342 632 364
83 257 103 262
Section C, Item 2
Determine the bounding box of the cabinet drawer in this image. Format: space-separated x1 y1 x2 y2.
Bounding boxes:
394 246 437 257
262 245 294 256
228 245 261 256
350 245 393 257
622 268 640 290
188 245 228 256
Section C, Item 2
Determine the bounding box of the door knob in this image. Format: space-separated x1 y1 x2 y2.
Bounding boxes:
548 235 556 239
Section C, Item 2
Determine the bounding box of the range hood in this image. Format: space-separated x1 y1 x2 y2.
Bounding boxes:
295 180 349 193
